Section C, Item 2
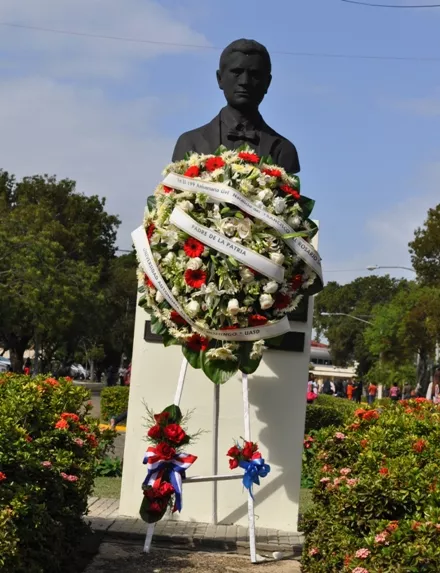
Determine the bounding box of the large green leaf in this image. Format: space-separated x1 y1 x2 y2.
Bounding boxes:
239 342 262 375
140 496 167 523
182 345 202 369
146 195 156 212
162 331 179 347
300 196 315 219
163 404 183 424
200 352 239 384
150 315 167 336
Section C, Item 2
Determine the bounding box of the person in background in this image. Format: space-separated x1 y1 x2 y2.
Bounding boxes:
432 370 440 404
347 381 354 401
389 382 401 402
334 379 344 398
23 358 31 376
367 381 378 405
106 364 118 387
322 378 332 395
354 380 363 404
403 382 412 401
118 364 127 386
124 363 131 386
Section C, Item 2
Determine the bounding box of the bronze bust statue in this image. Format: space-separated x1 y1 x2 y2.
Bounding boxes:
172 39 300 174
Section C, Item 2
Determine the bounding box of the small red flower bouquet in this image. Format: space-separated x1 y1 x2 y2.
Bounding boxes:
140 404 197 523
227 439 270 498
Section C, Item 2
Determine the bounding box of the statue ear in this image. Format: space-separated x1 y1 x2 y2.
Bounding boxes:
216 69 223 90
265 73 272 93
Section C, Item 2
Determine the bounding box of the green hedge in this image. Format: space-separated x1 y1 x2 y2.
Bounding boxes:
305 395 356 434
100 386 130 421
0 373 114 573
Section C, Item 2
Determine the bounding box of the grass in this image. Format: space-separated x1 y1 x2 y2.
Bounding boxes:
92 476 315 514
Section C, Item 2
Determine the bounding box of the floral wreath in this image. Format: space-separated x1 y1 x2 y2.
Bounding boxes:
136 145 322 384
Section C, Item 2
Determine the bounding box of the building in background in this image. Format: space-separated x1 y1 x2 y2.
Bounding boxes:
310 341 356 384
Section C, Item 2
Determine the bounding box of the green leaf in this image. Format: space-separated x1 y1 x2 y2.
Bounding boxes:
265 335 284 348
162 404 183 424
221 206 232 215
146 195 156 212
150 315 167 336
140 496 167 523
239 342 262 374
300 196 315 219
307 219 319 239
282 231 310 240
235 211 244 219
182 345 202 369
162 331 179 347
200 352 239 384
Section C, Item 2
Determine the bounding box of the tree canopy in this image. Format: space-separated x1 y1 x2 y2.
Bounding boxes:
409 203 440 285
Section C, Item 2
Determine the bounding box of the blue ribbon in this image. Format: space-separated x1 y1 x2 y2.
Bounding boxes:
143 463 187 512
239 458 271 499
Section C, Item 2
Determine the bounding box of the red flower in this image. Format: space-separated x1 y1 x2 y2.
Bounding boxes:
79 424 90 432
155 442 176 461
262 168 282 178
25 435 33 443
65 376 72 382
349 423 361 431
55 419 69 430
379 467 389 476
355 408 366 419
413 439 427 453
158 482 175 497
148 425 162 440
220 325 239 331
86 434 99 447
184 268 207 288
363 410 379 421
280 184 300 200
248 314 268 327
227 446 241 458
0 472 6 482
154 412 170 425
360 439 369 449
274 293 291 310
238 152 259 164
184 166 200 178
44 377 59 387
170 310 187 326
61 413 79 423
163 185 173 194
163 423 187 444
242 441 258 460
186 333 209 353
183 237 205 258
149 501 164 513
147 223 155 241
205 156 225 172
252 452 262 460
229 458 239 470
387 521 399 532
291 274 303 291
144 274 154 289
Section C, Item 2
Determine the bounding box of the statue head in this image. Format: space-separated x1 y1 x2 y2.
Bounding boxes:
217 39 272 113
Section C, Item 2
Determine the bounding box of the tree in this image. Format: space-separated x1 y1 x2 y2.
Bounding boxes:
409 204 440 285
364 284 440 392
314 276 410 375
0 171 120 372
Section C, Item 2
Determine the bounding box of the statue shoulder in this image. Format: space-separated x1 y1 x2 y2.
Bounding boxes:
172 116 218 161
263 123 300 174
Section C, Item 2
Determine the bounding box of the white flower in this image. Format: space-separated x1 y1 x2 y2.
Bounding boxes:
220 218 237 237
186 257 203 270
263 281 279 294
153 252 162 262
155 291 164 304
161 229 179 248
258 189 273 202
270 252 285 266
163 252 176 265
273 197 287 214
186 300 200 317
250 340 265 360
237 218 252 240
227 298 240 315
240 267 255 283
239 179 254 194
206 347 237 361
179 200 194 213
259 293 274 310
171 285 180 296
288 215 302 229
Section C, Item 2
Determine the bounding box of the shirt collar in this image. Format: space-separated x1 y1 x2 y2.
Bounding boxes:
220 106 262 131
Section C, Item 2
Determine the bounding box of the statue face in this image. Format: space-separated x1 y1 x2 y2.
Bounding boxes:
216 51 272 111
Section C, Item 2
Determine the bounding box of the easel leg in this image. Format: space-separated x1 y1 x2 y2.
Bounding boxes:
212 384 220 524
242 373 257 563
143 357 189 554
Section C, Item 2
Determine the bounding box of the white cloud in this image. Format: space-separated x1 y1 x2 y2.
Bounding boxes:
323 160 440 284
0 0 210 248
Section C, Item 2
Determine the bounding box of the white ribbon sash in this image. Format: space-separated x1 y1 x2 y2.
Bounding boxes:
132 226 291 342
163 172 323 284
169 207 284 282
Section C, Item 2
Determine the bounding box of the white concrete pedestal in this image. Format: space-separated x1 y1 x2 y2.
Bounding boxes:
119 304 314 531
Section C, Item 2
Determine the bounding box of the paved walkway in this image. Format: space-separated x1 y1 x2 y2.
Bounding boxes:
87 497 304 559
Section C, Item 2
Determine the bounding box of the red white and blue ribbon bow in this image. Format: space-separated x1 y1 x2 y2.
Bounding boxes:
239 458 271 499
143 446 197 512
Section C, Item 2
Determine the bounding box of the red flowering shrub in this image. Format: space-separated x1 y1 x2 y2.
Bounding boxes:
0 373 115 573
301 400 440 572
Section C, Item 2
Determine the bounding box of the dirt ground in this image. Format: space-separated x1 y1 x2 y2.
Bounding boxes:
84 541 302 572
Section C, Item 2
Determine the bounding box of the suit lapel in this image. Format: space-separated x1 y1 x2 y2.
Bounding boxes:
259 120 278 159
200 115 221 154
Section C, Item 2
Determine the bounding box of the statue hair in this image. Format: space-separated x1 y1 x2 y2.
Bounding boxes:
219 39 271 74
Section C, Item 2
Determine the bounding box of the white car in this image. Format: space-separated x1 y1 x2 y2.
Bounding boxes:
0 357 11 372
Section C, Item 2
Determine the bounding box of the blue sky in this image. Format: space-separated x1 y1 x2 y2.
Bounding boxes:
0 0 438 284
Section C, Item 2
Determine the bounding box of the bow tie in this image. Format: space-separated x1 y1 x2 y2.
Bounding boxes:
227 128 259 144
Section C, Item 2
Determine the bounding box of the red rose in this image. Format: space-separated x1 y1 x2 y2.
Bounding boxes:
229 458 239 470
155 442 176 461
184 166 200 178
242 441 258 459
262 168 282 178
149 501 163 513
148 425 162 440
184 268 207 289
238 151 259 164
186 333 209 353
147 223 155 240
163 185 173 194
273 293 291 310
205 156 225 172
248 314 268 327
144 274 154 289
143 487 156 499
227 446 241 458
183 237 205 258
291 274 303 291
170 310 187 326
163 423 186 444
280 184 300 200
158 482 175 497
252 452 262 460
